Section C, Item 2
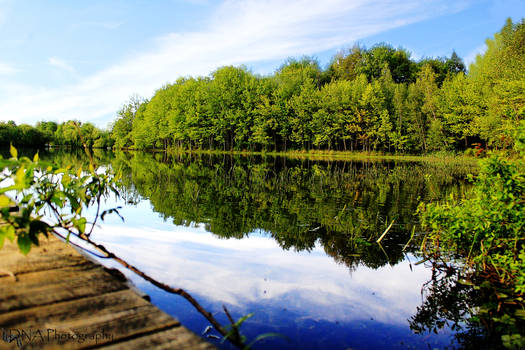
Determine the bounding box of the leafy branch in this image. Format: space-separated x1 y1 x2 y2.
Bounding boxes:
0 146 255 349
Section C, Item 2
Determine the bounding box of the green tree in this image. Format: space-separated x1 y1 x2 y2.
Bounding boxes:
328 45 364 82
208 66 257 150
359 44 416 83
35 121 58 145
112 94 146 149
250 77 279 151
438 73 479 149
469 18 525 150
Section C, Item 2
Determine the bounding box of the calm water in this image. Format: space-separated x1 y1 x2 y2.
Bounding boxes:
41 150 476 349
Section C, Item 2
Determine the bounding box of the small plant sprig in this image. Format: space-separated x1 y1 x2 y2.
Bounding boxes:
0 145 122 254
0 145 273 349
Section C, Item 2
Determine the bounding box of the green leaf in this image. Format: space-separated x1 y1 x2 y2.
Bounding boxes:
10 144 17 159
233 313 254 328
246 332 287 349
21 194 33 204
29 232 39 246
50 192 66 207
66 193 80 212
0 195 11 207
0 185 17 195
61 174 71 186
73 217 87 233
29 220 50 238
0 225 16 242
457 279 474 286
17 234 32 255
14 166 29 190
0 225 11 249
515 309 525 319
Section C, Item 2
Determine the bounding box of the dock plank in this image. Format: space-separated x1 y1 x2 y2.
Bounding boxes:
0 236 215 349
0 263 129 313
0 290 160 328
100 327 216 350
0 239 88 275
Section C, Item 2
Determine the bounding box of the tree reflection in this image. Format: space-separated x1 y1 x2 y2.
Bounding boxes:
107 151 471 270
39 149 493 346
409 261 521 349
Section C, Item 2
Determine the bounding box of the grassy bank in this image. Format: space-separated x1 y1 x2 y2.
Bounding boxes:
158 147 482 164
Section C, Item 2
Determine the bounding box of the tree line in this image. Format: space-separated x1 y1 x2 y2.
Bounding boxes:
0 120 112 148
2 19 522 154
110 18 524 154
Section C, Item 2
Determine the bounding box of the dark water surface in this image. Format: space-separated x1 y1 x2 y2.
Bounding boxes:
41 150 476 349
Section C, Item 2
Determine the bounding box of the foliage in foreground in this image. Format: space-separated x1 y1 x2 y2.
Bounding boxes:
0 146 273 349
417 152 524 348
0 145 121 254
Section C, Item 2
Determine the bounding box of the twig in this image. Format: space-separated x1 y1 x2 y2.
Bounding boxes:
376 219 395 243
377 242 390 261
87 193 101 237
0 269 17 282
402 226 416 251
223 305 236 325
52 231 108 259
55 229 246 349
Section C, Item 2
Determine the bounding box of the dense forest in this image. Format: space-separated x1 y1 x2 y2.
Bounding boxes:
0 120 112 148
110 18 524 154
2 19 523 155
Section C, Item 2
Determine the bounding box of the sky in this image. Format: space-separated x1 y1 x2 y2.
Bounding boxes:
0 0 523 128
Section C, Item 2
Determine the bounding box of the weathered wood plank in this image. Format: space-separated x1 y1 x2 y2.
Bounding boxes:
0 264 129 313
0 290 159 329
100 327 216 350
0 235 214 349
0 239 88 276
18 305 179 349
0 236 63 253
1 304 179 349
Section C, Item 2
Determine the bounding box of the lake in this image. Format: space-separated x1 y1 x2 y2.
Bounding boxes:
41 149 476 349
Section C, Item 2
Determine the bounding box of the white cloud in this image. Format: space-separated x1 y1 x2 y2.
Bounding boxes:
0 0 471 127
84 223 431 325
464 43 486 67
0 61 17 75
48 57 76 72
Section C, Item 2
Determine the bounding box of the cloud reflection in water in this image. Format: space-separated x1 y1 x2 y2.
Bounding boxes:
91 222 429 326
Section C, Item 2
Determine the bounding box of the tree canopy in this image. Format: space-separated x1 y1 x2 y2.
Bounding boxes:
2 19 522 156
107 19 523 154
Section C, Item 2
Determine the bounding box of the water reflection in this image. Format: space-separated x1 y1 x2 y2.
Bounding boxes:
108 152 472 268
90 222 452 349
38 150 476 349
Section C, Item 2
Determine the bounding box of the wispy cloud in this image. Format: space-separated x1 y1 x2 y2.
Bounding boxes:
0 0 471 127
0 61 17 75
87 223 431 324
81 21 123 30
464 43 486 67
48 57 75 72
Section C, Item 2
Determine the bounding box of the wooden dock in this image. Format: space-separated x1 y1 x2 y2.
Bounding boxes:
0 235 215 349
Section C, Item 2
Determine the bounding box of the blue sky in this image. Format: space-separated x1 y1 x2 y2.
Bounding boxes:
0 0 523 128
